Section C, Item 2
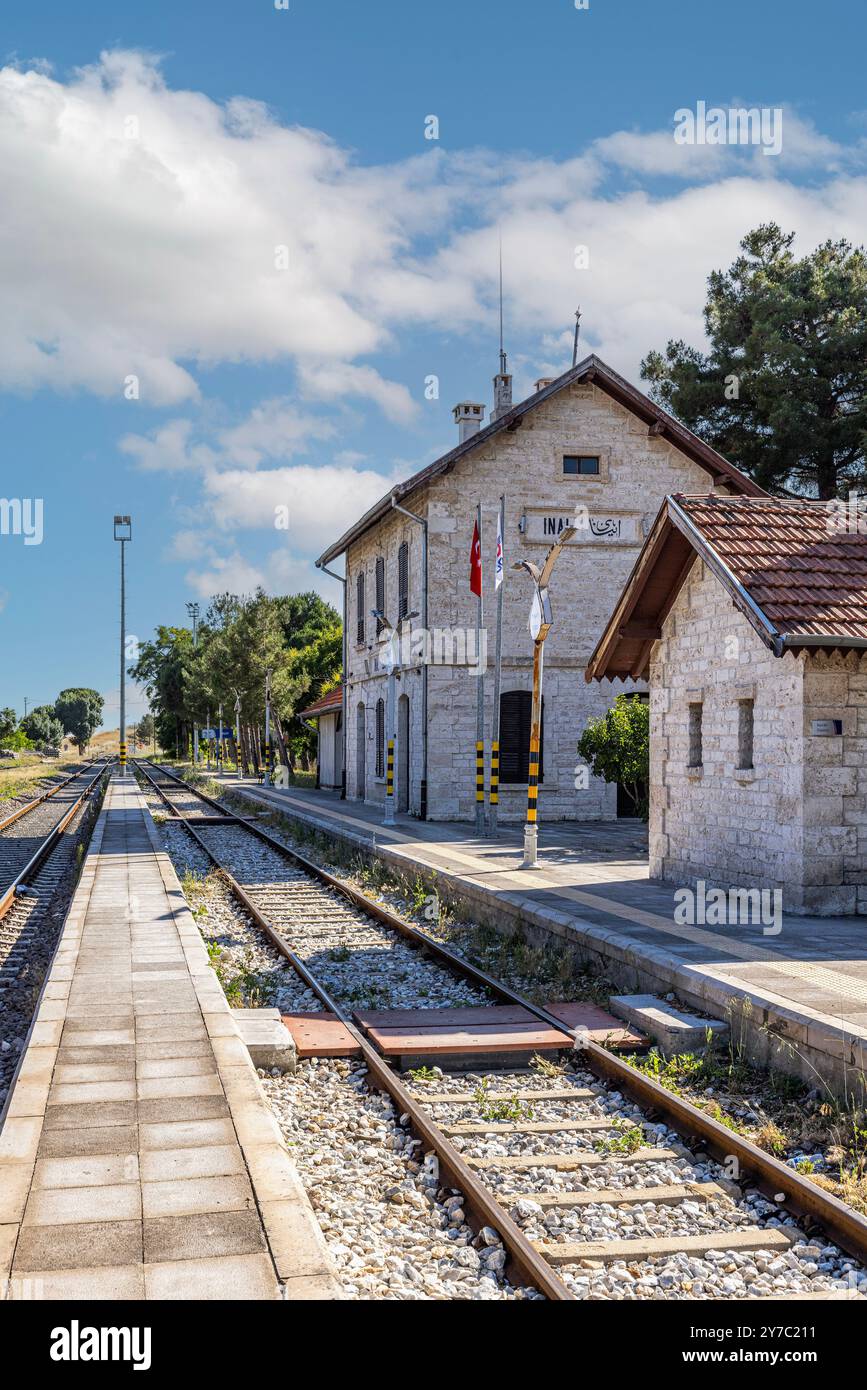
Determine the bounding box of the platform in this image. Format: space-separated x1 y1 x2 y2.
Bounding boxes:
227 777 867 1098
0 775 340 1301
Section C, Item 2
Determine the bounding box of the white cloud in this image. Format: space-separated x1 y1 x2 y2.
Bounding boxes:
202 460 404 548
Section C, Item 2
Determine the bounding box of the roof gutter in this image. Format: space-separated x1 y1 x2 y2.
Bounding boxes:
391 492 428 820
780 634 867 651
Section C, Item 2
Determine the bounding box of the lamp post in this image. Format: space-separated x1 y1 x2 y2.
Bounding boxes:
186 602 200 765
217 702 224 778
113 515 132 774
233 690 242 781
513 525 575 868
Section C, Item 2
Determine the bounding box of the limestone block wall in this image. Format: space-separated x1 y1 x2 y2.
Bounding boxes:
649 559 867 914
343 380 725 820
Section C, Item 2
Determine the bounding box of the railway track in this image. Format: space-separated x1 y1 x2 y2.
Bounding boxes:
0 761 108 919
135 758 867 1302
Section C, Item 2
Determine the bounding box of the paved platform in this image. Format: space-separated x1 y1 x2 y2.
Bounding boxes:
0 776 340 1301
228 778 867 1097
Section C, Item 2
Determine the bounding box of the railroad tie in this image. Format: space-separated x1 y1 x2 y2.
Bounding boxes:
440 1117 613 1137
505 1181 731 1209
535 1227 795 1265
468 1146 679 1171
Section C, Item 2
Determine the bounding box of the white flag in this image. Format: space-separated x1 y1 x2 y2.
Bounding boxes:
495 509 504 590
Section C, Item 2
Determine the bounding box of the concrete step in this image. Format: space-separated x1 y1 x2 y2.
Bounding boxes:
232 1007 297 1072
610 993 728 1055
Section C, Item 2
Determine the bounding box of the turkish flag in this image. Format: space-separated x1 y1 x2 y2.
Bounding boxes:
469 518 482 597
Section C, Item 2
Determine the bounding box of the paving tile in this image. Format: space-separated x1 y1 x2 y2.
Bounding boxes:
59 1029 134 1047
259 1199 333 1281
136 1074 224 1100
144 1209 266 1263
135 1039 214 1061
37 1125 139 1159
139 1118 237 1151
23 1183 142 1227
282 1272 342 1300
33 1154 139 1190
136 1057 218 1080
244 1143 307 1205
143 1252 279 1300
137 1095 229 1124
43 1100 136 1130
0 1223 17 1280
57 1044 136 1066
53 1062 136 1084
136 1012 203 1033
139 1145 245 1183
142 1174 255 1219
0 1117 42 1164
7 1265 145 1301
5 1078 52 1119
12 1219 142 1273
0 1162 35 1223
48 1080 136 1105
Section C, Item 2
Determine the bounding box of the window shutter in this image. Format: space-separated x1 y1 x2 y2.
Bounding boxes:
499 692 544 784
375 557 385 635
375 698 385 777
398 541 409 620
356 572 365 643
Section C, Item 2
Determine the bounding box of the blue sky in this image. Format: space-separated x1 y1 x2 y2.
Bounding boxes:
0 0 865 729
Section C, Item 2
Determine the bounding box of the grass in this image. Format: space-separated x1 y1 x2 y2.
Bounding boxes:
473 1081 535 1123
0 756 81 805
595 1120 645 1156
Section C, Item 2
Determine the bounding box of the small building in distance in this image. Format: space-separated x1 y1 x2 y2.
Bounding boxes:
300 686 343 792
587 494 867 915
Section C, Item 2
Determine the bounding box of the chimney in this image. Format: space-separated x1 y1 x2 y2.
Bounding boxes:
491 349 513 422
453 401 485 443
535 377 555 394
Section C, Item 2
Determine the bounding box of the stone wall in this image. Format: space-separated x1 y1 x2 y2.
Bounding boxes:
648 559 867 914
344 379 725 820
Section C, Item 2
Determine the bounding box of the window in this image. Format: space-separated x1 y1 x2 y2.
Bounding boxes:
688 702 703 768
375 698 385 777
398 541 409 621
738 699 754 770
375 556 385 635
563 455 600 476
356 571 365 644
499 691 544 784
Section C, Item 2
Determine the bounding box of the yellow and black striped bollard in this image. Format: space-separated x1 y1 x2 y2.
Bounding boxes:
386 739 394 799
119 742 127 773
476 740 485 811
526 735 540 825
489 739 499 808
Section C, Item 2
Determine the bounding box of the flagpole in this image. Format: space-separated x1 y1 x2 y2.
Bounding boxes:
490 494 505 834
475 501 485 837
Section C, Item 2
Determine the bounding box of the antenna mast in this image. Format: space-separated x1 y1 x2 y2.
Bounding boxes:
572 307 582 368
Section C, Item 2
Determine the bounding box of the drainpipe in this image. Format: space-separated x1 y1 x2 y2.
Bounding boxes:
391 493 428 820
316 559 347 800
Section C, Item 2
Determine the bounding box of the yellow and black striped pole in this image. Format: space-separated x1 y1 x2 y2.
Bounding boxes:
489 739 499 810
119 741 127 773
386 737 394 805
523 636 544 867
476 740 485 816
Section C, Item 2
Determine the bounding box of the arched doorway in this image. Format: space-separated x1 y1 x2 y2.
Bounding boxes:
356 702 366 800
397 694 410 813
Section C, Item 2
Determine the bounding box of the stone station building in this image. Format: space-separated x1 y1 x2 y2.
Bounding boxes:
587 493 867 915
316 355 761 822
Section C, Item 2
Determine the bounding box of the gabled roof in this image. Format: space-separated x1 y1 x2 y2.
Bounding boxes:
300 685 343 719
316 354 764 566
586 494 867 683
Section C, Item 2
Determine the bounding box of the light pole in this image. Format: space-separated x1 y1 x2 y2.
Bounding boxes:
233 690 242 781
186 602 200 765
113 515 132 774
217 702 224 777
374 612 399 826
263 668 273 787
513 525 575 868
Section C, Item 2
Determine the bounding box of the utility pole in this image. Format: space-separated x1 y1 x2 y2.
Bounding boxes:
217 702 224 778
186 602 200 766
513 525 575 868
490 494 505 834
263 669 273 787
233 690 242 781
113 516 132 774
23 697 29 718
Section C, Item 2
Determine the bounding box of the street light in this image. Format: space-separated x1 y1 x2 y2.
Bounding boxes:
113 515 132 774
263 669 273 786
186 602 200 766
513 525 575 868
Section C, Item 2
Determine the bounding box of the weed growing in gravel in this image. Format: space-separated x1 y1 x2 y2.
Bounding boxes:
473 1081 535 1123
530 1053 566 1079
406 1065 439 1083
595 1120 644 1156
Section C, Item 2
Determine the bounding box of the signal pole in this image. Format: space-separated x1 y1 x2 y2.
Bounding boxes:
113 516 132 774
186 602 200 765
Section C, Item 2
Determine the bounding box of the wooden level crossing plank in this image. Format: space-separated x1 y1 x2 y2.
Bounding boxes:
506 1182 730 1209
440 1118 614 1136
536 1227 793 1265
355 1005 537 1030
545 1002 650 1050
367 1023 573 1056
468 1146 678 1171
412 1087 597 1106
281 1012 361 1058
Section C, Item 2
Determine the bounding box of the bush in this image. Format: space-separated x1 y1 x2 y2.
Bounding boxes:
577 694 649 818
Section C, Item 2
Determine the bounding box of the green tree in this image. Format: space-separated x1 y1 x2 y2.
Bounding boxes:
54 688 104 756
641 224 867 498
577 695 650 819
0 708 17 742
20 705 65 749
135 713 155 746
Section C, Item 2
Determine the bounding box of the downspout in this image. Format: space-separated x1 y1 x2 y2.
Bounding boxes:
391 493 428 820
315 559 347 800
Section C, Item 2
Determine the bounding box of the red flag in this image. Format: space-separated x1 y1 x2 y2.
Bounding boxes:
469 518 482 597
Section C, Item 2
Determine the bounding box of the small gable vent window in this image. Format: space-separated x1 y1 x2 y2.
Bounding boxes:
563 455 600 476
738 699 754 771
688 702 703 769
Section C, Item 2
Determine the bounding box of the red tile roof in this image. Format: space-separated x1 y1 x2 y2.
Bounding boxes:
675 495 867 642
300 686 343 719
587 494 867 682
